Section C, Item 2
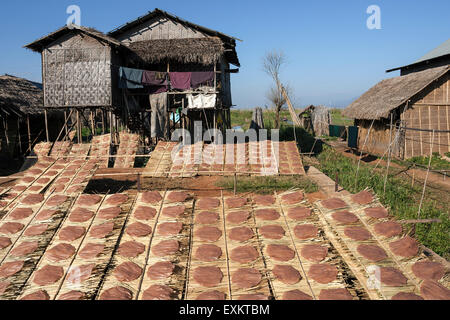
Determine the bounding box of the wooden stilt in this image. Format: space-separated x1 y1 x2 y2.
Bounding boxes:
109 111 113 143
90 109 95 136
44 109 49 142
3 117 9 146
77 109 81 144
26 114 31 151
17 118 22 154
101 109 105 134
64 111 68 140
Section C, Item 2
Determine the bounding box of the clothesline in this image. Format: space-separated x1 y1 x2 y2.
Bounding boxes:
119 66 215 92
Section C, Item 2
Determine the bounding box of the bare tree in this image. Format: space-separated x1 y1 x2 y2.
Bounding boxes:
263 50 287 129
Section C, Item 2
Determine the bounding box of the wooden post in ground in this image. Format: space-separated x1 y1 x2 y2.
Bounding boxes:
335 172 339 192
234 173 237 196
383 113 394 195
64 111 68 140
77 109 81 144
90 109 95 137
44 109 49 142
26 114 31 151
17 118 22 154
101 109 105 134
109 111 113 141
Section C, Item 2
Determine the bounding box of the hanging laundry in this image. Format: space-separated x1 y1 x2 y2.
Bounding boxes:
191 71 214 89
187 94 217 109
148 85 168 94
119 67 144 89
142 71 168 86
169 72 192 90
150 92 168 138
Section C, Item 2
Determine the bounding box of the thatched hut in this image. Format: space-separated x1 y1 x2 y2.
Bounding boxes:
0 75 63 160
24 8 240 143
298 105 331 137
343 65 450 158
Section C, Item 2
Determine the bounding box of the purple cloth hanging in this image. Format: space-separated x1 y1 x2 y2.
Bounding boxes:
169 72 192 90
148 85 168 94
142 71 168 86
191 72 214 89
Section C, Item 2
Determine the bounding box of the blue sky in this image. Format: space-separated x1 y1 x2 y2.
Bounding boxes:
0 0 449 109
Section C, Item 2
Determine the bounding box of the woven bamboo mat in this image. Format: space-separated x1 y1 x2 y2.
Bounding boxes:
225 194 272 299
144 142 177 177
113 133 139 169
314 191 434 299
185 195 229 300
137 192 194 300
89 134 111 169
56 193 136 300
0 194 74 300
18 194 107 299
277 190 368 300
96 191 166 300
343 190 448 298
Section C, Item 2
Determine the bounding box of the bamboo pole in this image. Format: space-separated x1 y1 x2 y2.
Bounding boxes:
90 109 95 136
417 129 435 222
383 113 394 195
77 109 81 144
101 109 105 134
64 111 68 140
281 86 302 127
17 118 22 154
3 117 9 146
26 114 31 151
44 109 49 142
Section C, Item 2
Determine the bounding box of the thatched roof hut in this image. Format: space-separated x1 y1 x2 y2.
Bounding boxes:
343 65 450 158
0 75 64 159
23 8 240 142
0 75 43 117
343 66 449 121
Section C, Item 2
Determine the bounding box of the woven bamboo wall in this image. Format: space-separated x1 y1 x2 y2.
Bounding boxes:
402 73 450 158
356 119 401 157
43 34 113 108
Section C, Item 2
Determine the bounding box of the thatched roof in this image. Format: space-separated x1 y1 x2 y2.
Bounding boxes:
25 25 122 52
127 38 239 66
343 66 450 120
0 75 43 116
109 8 241 42
109 8 240 67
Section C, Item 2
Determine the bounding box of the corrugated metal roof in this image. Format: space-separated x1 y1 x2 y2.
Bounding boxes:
387 39 450 73
414 39 450 64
